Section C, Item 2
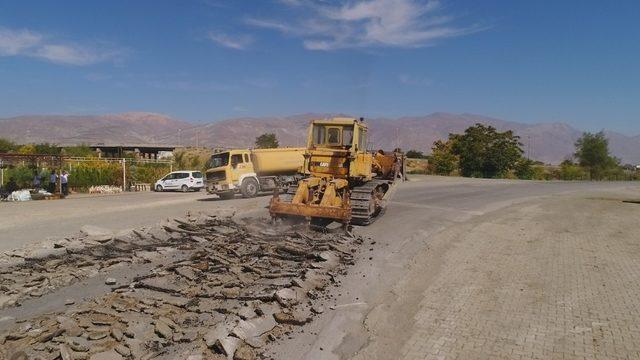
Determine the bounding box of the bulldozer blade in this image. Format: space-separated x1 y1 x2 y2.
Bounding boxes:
269 196 352 223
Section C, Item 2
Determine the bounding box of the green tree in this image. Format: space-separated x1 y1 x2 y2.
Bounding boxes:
0 138 16 153
17 144 37 154
62 144 93 157
429 140 458 175
514 158 535 180
574 131 618 180
450 124 523 178
255 133 279 149
406 149 425 159
35 143 61 155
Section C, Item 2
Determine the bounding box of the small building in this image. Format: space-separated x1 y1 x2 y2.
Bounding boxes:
88 144 180 159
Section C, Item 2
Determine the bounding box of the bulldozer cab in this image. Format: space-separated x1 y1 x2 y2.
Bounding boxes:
305 117 373 180
270 116 403 227
308 117 366 153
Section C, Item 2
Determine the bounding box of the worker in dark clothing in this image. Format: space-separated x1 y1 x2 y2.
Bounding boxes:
49 170 57 193
5 177 18 193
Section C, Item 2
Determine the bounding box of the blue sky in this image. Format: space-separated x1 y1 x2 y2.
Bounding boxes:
0 0 638 132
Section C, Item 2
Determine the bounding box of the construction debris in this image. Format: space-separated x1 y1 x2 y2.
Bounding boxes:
0 214 364 359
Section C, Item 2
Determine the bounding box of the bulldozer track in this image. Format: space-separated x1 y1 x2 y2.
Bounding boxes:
280 180 392 226
350 179 391 225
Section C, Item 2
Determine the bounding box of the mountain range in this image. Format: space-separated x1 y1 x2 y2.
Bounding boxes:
1 112 639 165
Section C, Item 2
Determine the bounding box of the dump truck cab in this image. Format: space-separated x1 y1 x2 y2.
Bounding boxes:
206 148 305 199
205 150 254 198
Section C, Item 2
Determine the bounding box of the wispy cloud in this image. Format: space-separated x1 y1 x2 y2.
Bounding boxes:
207 31 253 50
0 27 124 65
247 0 484 50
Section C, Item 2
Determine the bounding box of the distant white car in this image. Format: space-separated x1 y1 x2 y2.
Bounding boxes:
155 171 204 192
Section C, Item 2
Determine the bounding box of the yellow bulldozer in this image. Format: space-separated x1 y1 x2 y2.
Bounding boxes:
269 117 405 227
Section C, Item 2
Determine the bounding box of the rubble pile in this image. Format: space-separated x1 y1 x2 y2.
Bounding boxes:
0 214 363 359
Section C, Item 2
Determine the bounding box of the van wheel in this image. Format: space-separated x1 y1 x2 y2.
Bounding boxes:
241 178 259 198
155 185 163 192
181 185 189 193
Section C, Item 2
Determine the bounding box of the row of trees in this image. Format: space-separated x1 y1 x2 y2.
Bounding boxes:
408 125 627 180
0 138 95 157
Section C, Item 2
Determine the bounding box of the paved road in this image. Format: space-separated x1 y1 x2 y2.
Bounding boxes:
269 176 640 359
3 176 640 360
0 191 269 253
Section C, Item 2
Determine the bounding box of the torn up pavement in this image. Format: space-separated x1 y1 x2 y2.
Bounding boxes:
0 214 364 359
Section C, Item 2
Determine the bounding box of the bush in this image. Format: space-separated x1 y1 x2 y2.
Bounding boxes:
3 166 36 188
67 162 123 190
131 163 172 184
559 163 588 180
406 150 426 159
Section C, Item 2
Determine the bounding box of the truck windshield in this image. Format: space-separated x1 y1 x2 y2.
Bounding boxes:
208 152 230 168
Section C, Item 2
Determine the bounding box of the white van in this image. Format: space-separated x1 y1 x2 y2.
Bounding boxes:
155 171 204 192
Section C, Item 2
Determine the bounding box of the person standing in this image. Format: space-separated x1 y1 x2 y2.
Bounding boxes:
49 170 57 193
33 171 42 190
61 171 69 196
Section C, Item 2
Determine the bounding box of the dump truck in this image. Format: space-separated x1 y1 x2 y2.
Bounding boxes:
205 147 305 199
269 117 405 226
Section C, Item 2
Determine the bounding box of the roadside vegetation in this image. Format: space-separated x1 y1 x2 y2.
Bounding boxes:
405 125 638 181
0 139 172 191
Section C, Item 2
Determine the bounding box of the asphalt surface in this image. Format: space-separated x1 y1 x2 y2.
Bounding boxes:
268 176 640 359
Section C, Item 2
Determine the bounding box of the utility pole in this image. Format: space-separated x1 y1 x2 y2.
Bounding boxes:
122 158 126 192
178 129 182 147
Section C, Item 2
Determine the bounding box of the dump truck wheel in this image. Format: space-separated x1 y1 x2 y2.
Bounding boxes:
241 178 259 198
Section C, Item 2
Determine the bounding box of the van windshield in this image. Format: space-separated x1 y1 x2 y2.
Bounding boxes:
208 152 229 168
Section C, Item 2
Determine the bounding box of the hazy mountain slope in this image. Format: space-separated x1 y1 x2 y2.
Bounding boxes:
1 112 638 165
0 112 191 145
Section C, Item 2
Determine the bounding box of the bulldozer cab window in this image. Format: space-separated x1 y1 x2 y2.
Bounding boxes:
243 154 249 163
313 125 325 145
358 128 367 150
343 127 354 147
327 127 341 145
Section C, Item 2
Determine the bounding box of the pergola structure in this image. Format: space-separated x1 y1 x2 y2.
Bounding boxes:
0 153 65 194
